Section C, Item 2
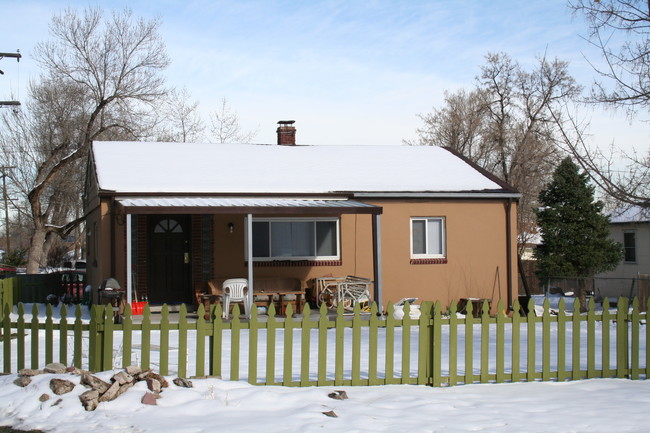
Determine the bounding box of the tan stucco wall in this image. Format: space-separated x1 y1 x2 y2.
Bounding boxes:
85 197 129 303
211 199 518 310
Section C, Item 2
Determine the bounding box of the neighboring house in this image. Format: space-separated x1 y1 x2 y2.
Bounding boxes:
83 121 520 311
596 206 650 298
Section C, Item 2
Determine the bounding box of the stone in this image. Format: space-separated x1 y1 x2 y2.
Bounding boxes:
98 381 121 403
52 398 63 407
142 371 168 388
66 366 84 375
44 362 67 374
18 368 43 377
125 365 142 376
79 389 99 411
49 378 75 395
13 376 31 387
80 373 110 394
141 392 157 406
39 394 50 402
322 410 338 418
328 390 348 400
112 371 134 385
114 382 135 399
172 377 193 388
146 378 161 394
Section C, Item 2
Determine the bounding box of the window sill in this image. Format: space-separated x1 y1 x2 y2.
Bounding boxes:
410 258 448 265
246 260 342 267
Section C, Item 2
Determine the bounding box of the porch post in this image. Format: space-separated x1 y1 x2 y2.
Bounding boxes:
126 213 132 304
372 213 383 314
247 213 254 315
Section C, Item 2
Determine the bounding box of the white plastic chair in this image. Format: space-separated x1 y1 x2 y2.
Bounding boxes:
222 278 250 318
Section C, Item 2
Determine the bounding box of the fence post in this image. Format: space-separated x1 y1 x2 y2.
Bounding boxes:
88 304 106 372
3 303 11 373
616 297 629 378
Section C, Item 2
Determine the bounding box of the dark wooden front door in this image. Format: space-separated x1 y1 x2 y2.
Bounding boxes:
148 215 191 304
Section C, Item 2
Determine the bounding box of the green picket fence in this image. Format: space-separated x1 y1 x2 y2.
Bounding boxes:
1 297 648 387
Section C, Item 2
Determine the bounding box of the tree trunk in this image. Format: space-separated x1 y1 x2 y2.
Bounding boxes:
26 227 47 274
577 278 588 313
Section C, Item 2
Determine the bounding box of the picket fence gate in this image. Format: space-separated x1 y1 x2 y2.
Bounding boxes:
1 292 648 387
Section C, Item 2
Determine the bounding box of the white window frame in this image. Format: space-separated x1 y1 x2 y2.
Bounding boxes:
410 217 446 259
246 217 340 261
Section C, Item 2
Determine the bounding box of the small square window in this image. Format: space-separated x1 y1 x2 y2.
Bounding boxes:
411 217 446 258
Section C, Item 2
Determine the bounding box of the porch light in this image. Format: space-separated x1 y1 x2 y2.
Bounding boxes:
228 222 234 233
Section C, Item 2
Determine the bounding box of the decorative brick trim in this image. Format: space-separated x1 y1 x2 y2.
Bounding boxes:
410 258 448 265
246 260 343 268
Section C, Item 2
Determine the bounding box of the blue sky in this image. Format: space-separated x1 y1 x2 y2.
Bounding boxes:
1 0 647 151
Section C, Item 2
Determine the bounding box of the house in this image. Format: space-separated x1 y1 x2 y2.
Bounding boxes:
595 206 650 299
83 121 520 312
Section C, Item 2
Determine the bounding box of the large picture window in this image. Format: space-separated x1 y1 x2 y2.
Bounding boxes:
411 217 446 258
251 218 339 260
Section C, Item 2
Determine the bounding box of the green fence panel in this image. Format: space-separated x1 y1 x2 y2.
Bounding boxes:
195 304 206 378
631 298 640 380
616 297 629 379
59 304 68 366
178 304 189 379
541 299 551 382
210 304 224 378
73 305 83 368
449 301 458 386
282 306 296 386
511 299 521 382
495 300 505 384
141 305 152 371
464 301 474 384
3 303 11 373
385 303 396 384
557 298 567 381
317 304 328 386
230 305 242 382
248 307 259 385
401 303 412 384
368 302 380 385
16 303 25 371
265 304 278 385
122 304 133 369
601 298 612 377
299 304 311 387
333 303 345 385
480 301 490 383
30 304 39 370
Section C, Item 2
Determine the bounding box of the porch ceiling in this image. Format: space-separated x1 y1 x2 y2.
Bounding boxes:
116 197 382 215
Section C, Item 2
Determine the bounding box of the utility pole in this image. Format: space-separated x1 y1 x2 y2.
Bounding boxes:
0 50 22 107
0 167 15 252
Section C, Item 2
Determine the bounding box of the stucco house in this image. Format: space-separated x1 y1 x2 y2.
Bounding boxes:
596 206 650 299
83 121 520 312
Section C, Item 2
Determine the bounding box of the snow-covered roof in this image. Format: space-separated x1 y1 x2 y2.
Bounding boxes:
91 141 514 196
609 206 650 224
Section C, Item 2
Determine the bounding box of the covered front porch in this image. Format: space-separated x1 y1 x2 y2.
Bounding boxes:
115 197 384 315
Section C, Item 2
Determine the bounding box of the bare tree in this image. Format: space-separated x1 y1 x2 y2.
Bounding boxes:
0 7 169 273
409 52 581 251
564 0 650 208
154 87 205 142
209 97 258 143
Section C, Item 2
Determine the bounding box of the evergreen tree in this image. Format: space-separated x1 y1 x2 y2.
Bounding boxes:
535 157 622 310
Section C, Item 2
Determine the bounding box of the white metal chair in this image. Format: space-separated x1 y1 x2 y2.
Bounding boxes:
222 278 250 318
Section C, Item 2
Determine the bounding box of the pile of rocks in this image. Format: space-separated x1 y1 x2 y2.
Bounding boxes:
13 363 193 411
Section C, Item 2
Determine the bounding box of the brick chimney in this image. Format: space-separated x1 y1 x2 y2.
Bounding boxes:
277 120 296 145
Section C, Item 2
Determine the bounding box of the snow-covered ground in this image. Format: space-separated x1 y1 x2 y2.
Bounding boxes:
0 301 647 432
0 371 648 433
